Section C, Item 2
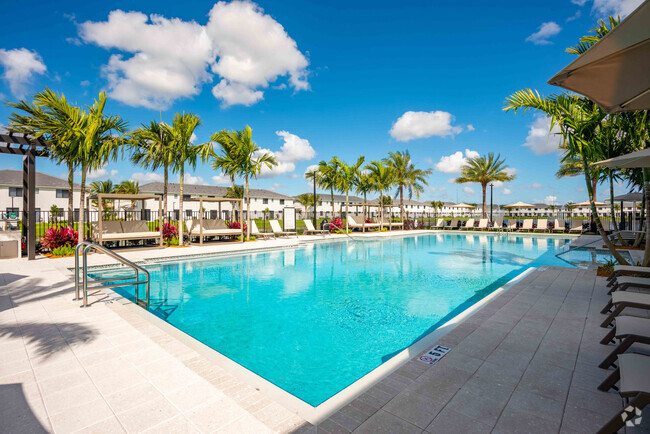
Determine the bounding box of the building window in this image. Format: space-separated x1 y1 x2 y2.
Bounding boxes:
183 195 191 201
263 198 269 204
280 199 285 205
9 187 23 197
56 189 69 198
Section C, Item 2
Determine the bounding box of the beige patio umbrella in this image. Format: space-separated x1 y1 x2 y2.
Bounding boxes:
454 202 475 209
547 0 650 113
574 200 607 206
594 148 650 168
502 201 535 208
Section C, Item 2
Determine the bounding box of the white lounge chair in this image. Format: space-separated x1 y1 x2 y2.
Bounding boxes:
303 219 328 235
519 219 534 232
251 220 275 239
434 218 445 229
475 219 489 230
601 291 650 328
568 220 584 233
489 218 503 231
270 220 297 237
445 219 459 230
552 219 566 233
599 316 650 369
534 219 548 232
461 219 475 230
505 220 517 231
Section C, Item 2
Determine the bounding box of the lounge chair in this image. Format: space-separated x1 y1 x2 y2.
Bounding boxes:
600 291 650 328
445 219 459 230
606 276 650 296
518 219 534 232
461 219 475 230
91 220 162 247
568 220 584 233
489 218 503 231
303 219 328 235
552 219 566 233
596 353 650 433
251 220 275 239
534 219 548 232
475 219 489 231
434 218 445 229
599 316 650 369
187 219 243 244
608 265 650 286
348 215 380 232
269 220 297 237
505 220 517 231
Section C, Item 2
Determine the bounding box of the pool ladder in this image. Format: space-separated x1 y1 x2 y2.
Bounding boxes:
74 241 150 308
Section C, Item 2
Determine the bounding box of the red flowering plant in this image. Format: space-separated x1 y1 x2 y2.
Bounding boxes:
155 223 178 245
365 218 373 224
329 218 343 232
226 220 247 232
41 226 78 251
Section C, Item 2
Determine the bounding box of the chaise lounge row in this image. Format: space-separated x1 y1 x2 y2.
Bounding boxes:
431 217 584 233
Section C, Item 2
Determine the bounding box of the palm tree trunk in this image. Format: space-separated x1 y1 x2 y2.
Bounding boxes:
581 157 628 265
400 185 404 223
591 177 598 231
609 172 625 246
163 165 168 223
79 165 87 242
67 163 74 228
345 190 349 232
245 174 251 240
481 183 487 219
330 188 335 219
643 169 650 266
379 192 383 231
179 167 184 245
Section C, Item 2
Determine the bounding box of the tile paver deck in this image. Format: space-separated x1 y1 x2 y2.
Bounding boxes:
1 237 649 433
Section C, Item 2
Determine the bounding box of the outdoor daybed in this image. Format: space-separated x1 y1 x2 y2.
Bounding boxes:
187 219 243 244
348 215 380 232
91 220 162 247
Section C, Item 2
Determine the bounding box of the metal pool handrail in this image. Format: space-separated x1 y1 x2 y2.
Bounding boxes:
74 242 150 308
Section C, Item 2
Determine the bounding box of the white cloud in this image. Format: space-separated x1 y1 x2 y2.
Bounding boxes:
429 186 447 192
269 182 283 191
131 172 164 183
522 115 562 155
390 110 463 142
525 22 561 45
566 10 582 21
434 149 479 174
0 48 47 98
502 188 512 195
83 166 118 180
466 124 475 132
304 164 319 186
275 131 316 162
591 0 644 17
78 2 309 109
211 173 230 185
544 195 558 205
177 174 207 185
80 80 91 86
572 0 589 5
505 167 517 177
521 183 543 189
463 186 475 195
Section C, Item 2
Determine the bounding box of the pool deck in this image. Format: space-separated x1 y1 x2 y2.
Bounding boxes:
1 232 647 433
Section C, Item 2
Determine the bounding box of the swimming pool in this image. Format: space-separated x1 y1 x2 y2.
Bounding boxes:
92 233 572 406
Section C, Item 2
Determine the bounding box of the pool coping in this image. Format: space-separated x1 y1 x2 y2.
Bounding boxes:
87 235 543 425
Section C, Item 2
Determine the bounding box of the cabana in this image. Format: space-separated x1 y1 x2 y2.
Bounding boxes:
184 197 244 245
89 193 163 248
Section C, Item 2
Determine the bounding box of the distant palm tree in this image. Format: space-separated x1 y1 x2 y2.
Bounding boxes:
333 156 365 231
304 168 321 225
225 184 244 220
386 150 432 222
295 193 317 217
456 153 515 219
167 113 206 244
354 171 374 206
90 180 115 212
430 200 444 219
366 160 394 230
130 120 174 222
115 180 140 219
317 159 339 218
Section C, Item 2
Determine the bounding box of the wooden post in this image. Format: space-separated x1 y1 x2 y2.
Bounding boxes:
22 151 36 259
98 194 103 246
159 196 163 248
239 199 244 242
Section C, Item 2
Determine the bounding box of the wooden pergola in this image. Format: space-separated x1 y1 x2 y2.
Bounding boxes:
185 197 244 244
0 132 51 260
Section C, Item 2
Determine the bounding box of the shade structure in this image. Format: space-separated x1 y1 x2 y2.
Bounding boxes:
454 202 475 209
594 148 650 168
574 200 607 206
502 201 535 208
547 0 650 113
608 192 643 201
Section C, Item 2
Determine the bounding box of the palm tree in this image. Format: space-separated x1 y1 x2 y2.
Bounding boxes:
354 171 374 206
8 88 85 226
295 193 317 217
90 180 114 213
386 151 432 223
167 113 206 244
333 156 365 231
317 159 339 219
130 120 174 222
209 129 241 190
213 126 277 240
456 153 515 219
225 184 244 221
115 180 140 219
431 200 444 219
366 160 394 230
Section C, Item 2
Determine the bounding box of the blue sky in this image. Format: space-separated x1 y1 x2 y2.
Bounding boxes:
0 0 642 204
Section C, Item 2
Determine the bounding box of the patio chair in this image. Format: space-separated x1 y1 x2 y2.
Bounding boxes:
461 219 475 230
434 218 445 229
489 218 503 231
251 220 275 239
269 220 297 237
519 219 534 232
475 219 489 231
445 219 459 230
534 219 548 232
605 276 650 296
601 291 650 328
303 219 328 235
599 316 650 369
568 220 584 233
552 219 566 233
608 265 650 287
596 353 650 433
505 220 517 231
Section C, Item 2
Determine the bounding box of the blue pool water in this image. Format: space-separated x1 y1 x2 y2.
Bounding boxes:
93 233 573 406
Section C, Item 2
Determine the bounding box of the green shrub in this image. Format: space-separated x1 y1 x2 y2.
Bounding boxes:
51 245 75 257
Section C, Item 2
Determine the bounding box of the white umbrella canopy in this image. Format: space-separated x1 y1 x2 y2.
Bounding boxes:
502 201 535 208
454 202 475 209
594 148 650 168
574 200 607 206
547 0 650 113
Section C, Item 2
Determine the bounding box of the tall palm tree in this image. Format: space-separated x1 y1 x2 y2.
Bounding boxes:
333 156 365 231
209 129 241 190
8 88 84 226
130 120 174 222
167 113 206 244
354 171 374 206
305 168 321 226
316 159 339 219
213 126 277 240
366 160 394 230
456 153 515 219
115 180 140 219
385 150 432 223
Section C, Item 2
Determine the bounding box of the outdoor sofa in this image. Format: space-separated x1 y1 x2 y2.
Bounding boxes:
91 220 162 247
